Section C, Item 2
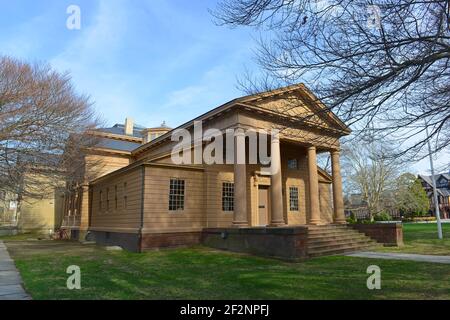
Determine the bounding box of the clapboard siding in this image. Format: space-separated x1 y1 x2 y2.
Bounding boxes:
90 167 142 229
142 166 206 231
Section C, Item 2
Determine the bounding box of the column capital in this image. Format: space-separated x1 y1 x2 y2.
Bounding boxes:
307 145 317 151
234 128 246 137
330 148 341 155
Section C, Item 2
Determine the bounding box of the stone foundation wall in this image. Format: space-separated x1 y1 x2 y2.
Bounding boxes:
202 227 308 261
351 223 403 246
89 230 140 252
141 232 202 250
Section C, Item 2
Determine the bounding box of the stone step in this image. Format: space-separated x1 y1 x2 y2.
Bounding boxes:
308 243 379 258
307 224 349 230
308 237 374 248
308 229 363 237
308 225 357 231
308 239 376 251
305 225 380 258
308 232 369 241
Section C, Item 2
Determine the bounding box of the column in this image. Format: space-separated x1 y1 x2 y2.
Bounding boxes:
331 150 346 224
233 129 248 226
307 146 321 225
270 132 285 226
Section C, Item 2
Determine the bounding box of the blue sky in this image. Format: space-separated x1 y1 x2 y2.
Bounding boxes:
0 0 258 128
0 0 446 174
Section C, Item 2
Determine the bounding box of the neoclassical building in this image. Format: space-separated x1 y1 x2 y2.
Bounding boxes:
62 84 357 254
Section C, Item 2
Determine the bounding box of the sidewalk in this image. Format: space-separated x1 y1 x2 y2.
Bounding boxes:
0 241 31 300
347 251 450 264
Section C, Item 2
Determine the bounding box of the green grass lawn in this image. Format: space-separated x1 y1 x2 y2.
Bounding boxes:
374 223 450 255
4 240 450 300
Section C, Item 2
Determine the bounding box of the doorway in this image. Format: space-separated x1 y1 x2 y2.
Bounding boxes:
258 186 270 226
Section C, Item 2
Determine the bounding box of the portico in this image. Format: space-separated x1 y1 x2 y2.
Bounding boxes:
231 136 346 227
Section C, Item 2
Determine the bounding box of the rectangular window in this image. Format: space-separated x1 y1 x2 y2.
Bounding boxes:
289 186 299 211
106 188 110 211
99 190 103 212
287 159 298 170
222 182 234 212
114 185 118 210
169 179 185 211
123 182 127 209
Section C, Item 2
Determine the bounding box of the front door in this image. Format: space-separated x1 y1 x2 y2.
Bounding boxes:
258 187 269 226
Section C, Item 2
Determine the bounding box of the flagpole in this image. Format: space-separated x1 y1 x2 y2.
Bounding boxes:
425 124 443 239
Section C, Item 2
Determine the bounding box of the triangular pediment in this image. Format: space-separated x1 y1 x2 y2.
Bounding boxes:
237 84 350 135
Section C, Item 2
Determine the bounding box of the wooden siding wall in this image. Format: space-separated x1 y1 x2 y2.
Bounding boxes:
90 167 142 233
62 153 131 229
204 165 235 228
282 145 309 225
319 183 333 223
142 166 205 233
85 154 131 181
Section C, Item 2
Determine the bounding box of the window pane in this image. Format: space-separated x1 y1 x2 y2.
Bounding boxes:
169 179 185 211
289 187 299 211
287 159 298 169
222 182 234 211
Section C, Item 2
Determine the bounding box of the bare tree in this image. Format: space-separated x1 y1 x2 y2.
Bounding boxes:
342 136 402 219
213 0 450 162
0 56 99 221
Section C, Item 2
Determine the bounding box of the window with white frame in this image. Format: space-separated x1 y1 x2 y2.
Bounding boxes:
169 179 185 211
289 186 299 211
222 182 234 211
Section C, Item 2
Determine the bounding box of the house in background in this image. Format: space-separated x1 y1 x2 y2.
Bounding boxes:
0 181 64 234
344 192 400 220
58 83 384 259
418 173 450 219
0 190 17 226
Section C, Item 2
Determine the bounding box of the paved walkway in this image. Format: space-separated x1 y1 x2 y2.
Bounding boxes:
347 251 450 264
0 241 31 300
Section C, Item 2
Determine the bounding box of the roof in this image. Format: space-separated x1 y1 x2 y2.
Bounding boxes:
438 189 450 197
96 123 146 138
95 137 142 152
419 173 449 186
132 83 351 156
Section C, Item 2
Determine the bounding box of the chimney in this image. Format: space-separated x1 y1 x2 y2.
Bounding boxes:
124 117 134 136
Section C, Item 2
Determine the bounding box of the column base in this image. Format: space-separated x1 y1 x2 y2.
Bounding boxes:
334 219 347 225
232 221 249 228
308 219 322 225
269 220 286 227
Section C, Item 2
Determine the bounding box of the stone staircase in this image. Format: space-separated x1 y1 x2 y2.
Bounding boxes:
307 224 379 258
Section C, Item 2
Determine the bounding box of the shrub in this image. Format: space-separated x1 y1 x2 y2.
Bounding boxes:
374 211 392 221
359 219 374 224
346 215 357 224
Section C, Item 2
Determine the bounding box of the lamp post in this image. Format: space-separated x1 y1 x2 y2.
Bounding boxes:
425 125 443 240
